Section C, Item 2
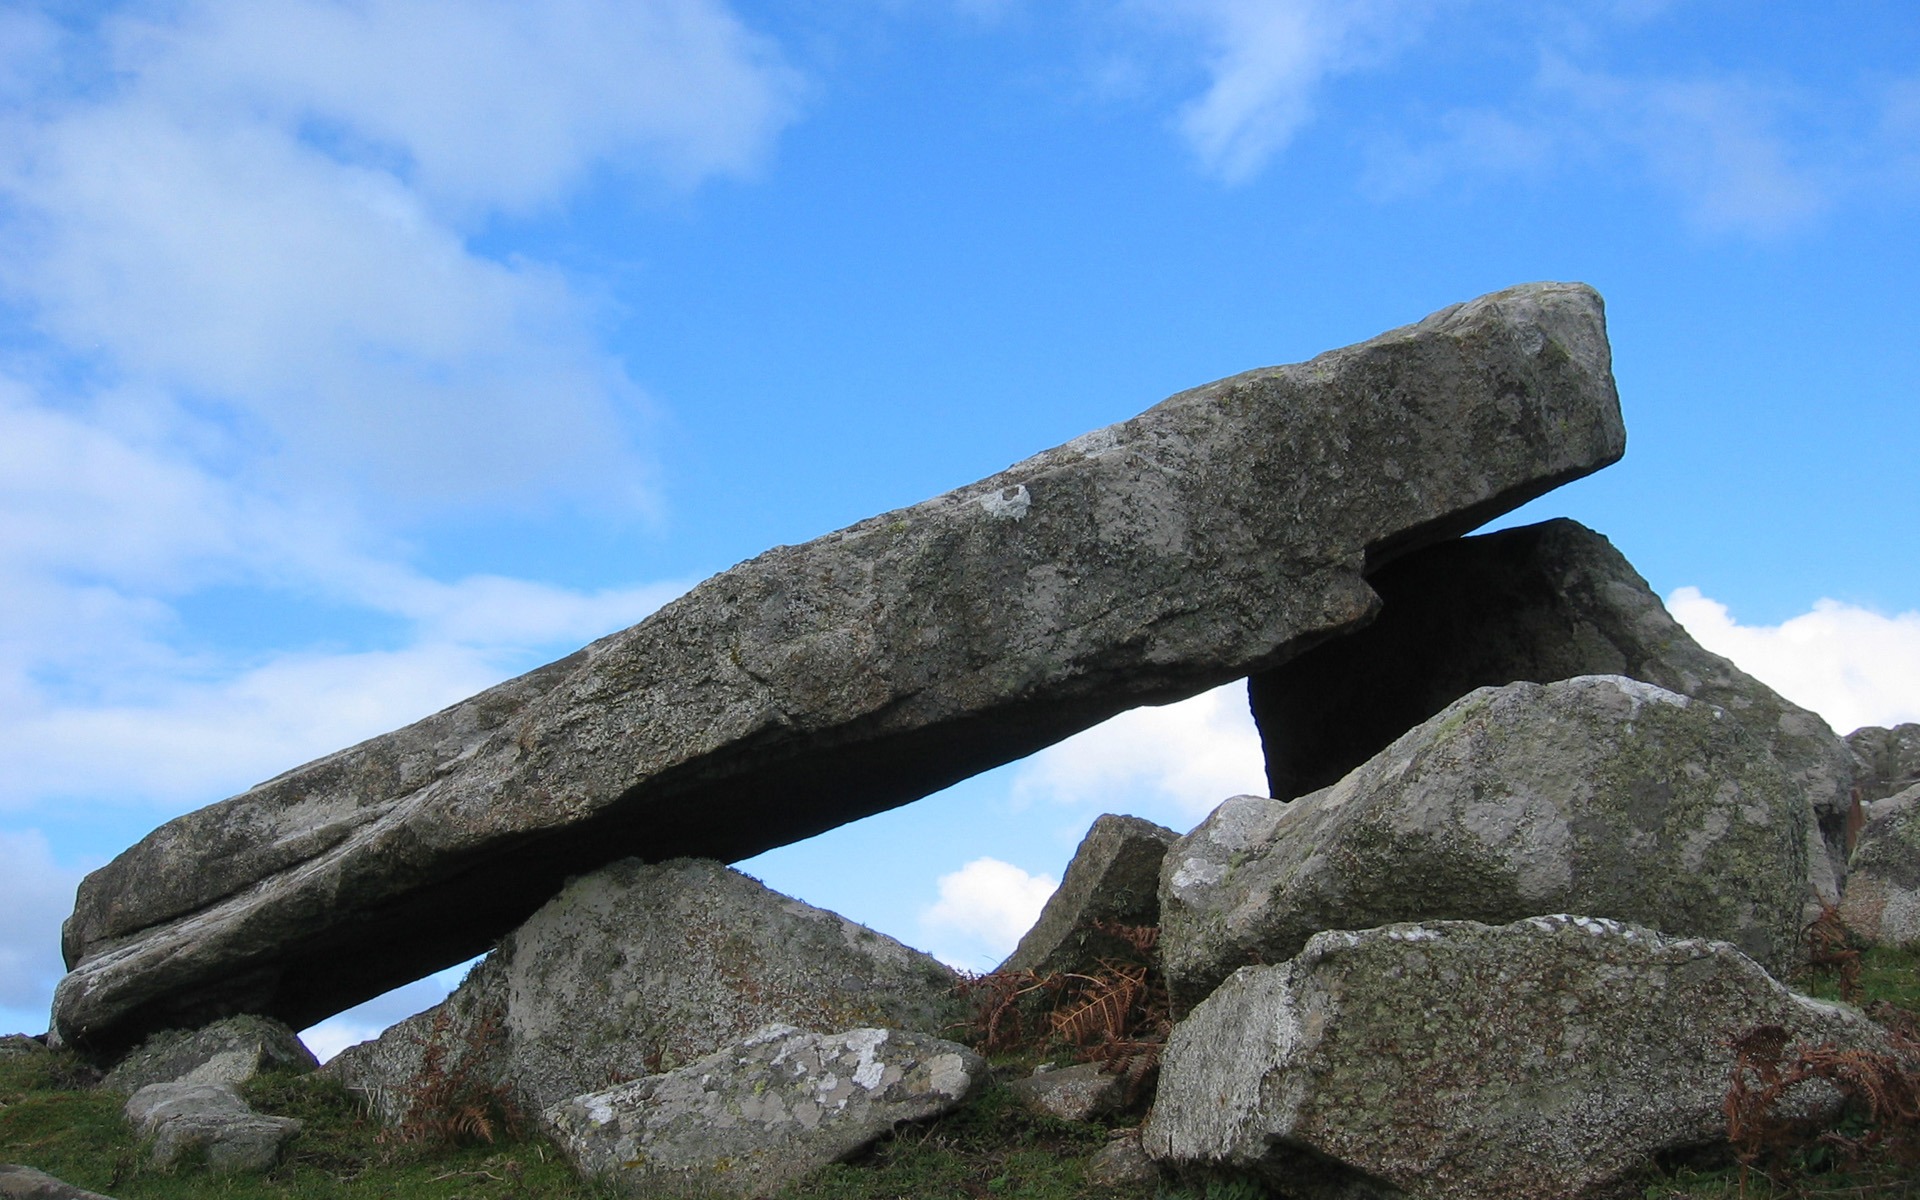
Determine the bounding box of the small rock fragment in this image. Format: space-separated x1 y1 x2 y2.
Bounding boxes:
105 1014 315 1094
1007 1063 1128 1122
124 1081 301 1173
0 1164 120 1200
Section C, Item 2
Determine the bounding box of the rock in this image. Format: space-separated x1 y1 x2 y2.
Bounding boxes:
1838 784 1920 948
1161 676 1823 1009
1000 814 1177 976
123 1081 301 1173
1007 1063 1128 1122
1247 518 1858 882
0 1165 118 1200
326 858 961 1120
1849 724 1920 805
0 1035 47 1057
104 1015 316 1094
56 282 1624 1055
1085 1133 1158 1188
320 955 511 1126
1143 915 1888 1200
544 1023 985 1198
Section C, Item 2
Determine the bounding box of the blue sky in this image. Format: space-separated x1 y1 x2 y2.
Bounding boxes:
2 1 1917 1055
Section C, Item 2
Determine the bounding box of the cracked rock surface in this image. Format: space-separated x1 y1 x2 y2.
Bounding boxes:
1161 675 1827 1009
1144 916 1887 1200
544 1024 984 1198
326 857 959 1119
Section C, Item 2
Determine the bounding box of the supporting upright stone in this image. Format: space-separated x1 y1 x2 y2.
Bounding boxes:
57 283 1624 1055
999 814 1178 977
1246 518 1858 876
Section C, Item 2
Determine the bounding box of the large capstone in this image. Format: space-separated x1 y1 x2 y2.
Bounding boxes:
56 282 1624 1054
1143 916 1888 1200
1160 676 1826 1009
1247 518 1858 879
325 858 961 1119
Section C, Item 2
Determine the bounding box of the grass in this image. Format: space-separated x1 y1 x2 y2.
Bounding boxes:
0 1050 1157 1200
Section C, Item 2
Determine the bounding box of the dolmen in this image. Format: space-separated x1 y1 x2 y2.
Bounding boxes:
42 281 1914 1199
54 281 1625 1056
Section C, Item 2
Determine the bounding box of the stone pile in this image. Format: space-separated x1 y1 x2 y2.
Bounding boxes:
30 281 1917 1199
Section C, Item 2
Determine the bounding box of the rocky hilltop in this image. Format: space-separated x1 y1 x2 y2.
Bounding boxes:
26 282 1917 1199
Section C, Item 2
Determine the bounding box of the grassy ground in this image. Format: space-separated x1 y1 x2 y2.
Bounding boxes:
0 1047 1158 1200
6 949 1914 1200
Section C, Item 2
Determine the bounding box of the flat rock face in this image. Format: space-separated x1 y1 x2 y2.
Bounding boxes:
124 1082 301 1174
1160 676 1823 1009
104 1014 315 1094
999 814 1177 976
1247 519 1858 874
1849 724 1920 805
56 282 1624 1054
544 1024 984 1198
327 858 961 1118
1838 784 1920 948
1143 916 1886 1200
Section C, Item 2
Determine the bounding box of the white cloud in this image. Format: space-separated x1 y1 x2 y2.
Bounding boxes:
1538 59 1826 236
1142 0 1433 182
920 857 1058 971
0 831 84 1017
1011 681 1267 824
1668 588 1920 736
0 0 801 511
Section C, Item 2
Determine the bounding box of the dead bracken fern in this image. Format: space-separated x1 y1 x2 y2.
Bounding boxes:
1723 1019 1920 1188
1805 903 1863 1003
952 921 1171 1106
382 1007 524 1147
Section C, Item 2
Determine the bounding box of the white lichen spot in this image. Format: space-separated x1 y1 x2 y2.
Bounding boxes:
978 484 1032 521
926 1053 974 1098
1593 675 1691 712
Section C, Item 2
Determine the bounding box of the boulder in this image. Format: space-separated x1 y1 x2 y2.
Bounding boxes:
1849 723 1920 805
1247 518 1858 879
326 858 961 1119
1143 915 1889 1200
1006 1062 1128 1122
104 1015 316 1094
544 1024 984 1198
1000 814 1177 976
1838 784 1920 948
1085 1133 1158 1189
0 1165 118 1200
55 282 1624 1055
123 1081 300 1173
1161 676 1824 1009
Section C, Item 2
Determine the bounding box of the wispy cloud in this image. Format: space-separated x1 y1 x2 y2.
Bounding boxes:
1139 0 1435 182
1668 588 1920 735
